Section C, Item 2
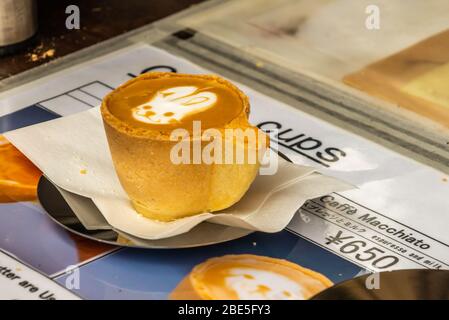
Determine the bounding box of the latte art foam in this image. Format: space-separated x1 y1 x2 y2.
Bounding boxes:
225 268 304 300
132 86 217 125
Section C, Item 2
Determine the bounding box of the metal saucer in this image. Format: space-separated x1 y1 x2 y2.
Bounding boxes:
37 176 253 249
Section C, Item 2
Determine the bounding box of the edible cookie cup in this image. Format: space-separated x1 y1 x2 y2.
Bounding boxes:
101 72 269 221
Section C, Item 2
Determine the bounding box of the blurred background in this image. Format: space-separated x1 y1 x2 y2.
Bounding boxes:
0 0 203 80
2 0 449 164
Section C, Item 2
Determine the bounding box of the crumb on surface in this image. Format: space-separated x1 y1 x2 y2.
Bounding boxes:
442 177 448 183
80 169 87 175
42 49 55 59
27 44 56 62
30 54 39 62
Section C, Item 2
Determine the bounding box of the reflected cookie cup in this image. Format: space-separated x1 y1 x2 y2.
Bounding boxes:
101 72 269 221
170 254 333 300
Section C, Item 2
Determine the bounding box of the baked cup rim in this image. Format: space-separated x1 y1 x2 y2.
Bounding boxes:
101 72 251 140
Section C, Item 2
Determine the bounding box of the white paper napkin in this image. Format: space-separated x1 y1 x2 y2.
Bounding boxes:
5 107 352 239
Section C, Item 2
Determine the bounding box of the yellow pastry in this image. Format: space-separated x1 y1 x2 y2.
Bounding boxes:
101 72 268 221
170 254 333 300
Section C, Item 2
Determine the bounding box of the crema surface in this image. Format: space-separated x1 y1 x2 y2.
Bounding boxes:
107 75 244 131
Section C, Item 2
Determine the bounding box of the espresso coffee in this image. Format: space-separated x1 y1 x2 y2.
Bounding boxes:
107 75 243 131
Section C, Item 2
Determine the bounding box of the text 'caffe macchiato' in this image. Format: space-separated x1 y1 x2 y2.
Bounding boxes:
101 72 269 221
